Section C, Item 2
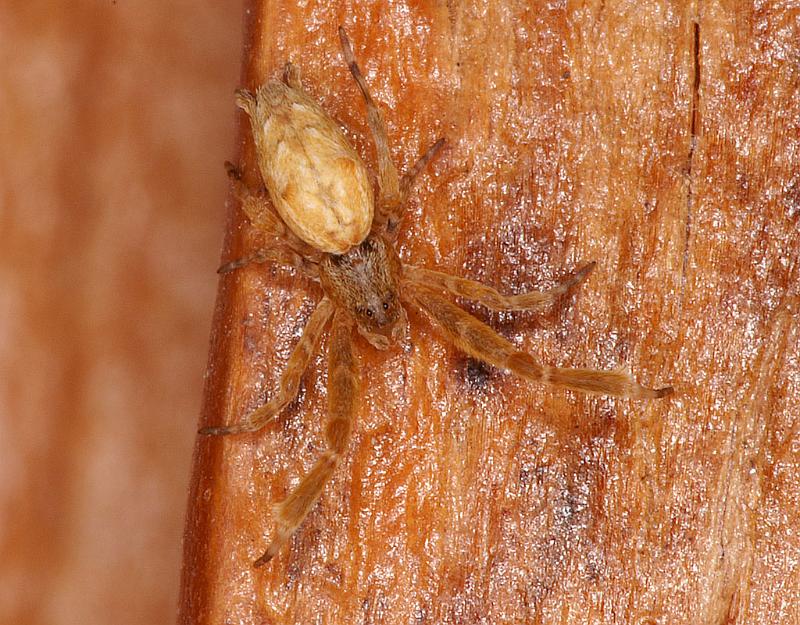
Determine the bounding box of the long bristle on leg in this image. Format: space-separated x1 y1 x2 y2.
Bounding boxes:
255 310 357 566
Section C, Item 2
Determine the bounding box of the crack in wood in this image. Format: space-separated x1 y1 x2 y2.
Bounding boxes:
682 19 701 292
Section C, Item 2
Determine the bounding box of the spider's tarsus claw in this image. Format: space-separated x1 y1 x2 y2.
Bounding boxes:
567 261 597 290
253 554 271 568
254 539 281 568
338 26 354 60
654 386 674 398
337 25 349 45
217 260 237 274
577 261 597 279
224 160 241 180
427 137 446 162
636 384 674 400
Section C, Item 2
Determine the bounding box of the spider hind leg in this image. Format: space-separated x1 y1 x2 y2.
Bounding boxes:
218 162 320 276
255 310 357 566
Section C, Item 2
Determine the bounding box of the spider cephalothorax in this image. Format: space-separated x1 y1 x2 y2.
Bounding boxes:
319 234 405 347
201 27 673 568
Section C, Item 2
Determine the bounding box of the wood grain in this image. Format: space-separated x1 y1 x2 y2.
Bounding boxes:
181 1 800 623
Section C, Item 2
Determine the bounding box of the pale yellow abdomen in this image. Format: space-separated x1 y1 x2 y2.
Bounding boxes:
238 81 373 254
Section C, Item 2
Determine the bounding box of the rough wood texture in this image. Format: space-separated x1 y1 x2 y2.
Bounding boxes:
181 1 800 623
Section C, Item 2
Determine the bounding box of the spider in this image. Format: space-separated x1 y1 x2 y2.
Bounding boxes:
201 27 673 568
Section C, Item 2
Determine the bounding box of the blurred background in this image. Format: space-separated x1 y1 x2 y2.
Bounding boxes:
0 2 241 623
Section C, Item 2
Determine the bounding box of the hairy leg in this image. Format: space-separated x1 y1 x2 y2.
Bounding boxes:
198 298 334 435
216 247 319 278
221 162 320 273
400 138 445 197
378 138 446 234
338 27 400 210
405 285 672 399
255 310 357 566
338 28 443 234
224 160 285 238
405 261 595 311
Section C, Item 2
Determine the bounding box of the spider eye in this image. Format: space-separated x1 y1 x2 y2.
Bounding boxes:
365 308 373 318
382 302 389 311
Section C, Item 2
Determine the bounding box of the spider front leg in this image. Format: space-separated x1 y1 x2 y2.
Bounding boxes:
338 27 444 234
405 262 596 311
255 310 357 566
405 285 672 399
199 298 334 436
338 28 399 207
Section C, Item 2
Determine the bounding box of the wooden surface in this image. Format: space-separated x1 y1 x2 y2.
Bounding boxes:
181 1 800 624
0 3 240 625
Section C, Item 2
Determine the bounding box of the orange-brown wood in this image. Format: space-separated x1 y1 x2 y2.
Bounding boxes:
180 1 800 623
